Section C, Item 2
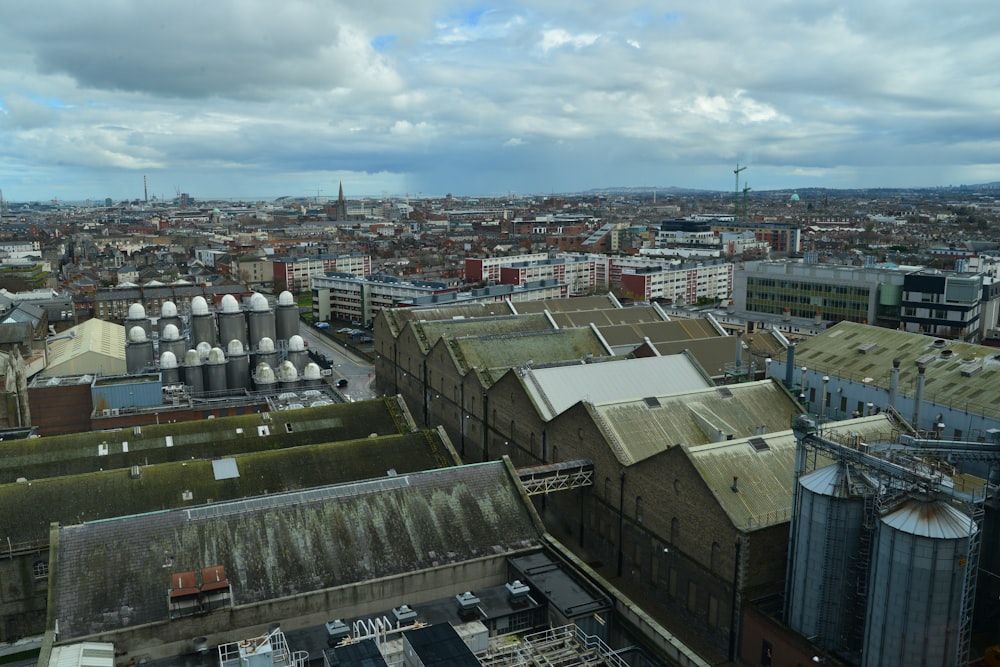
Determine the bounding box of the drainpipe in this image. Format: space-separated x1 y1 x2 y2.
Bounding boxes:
617 469 626 578
820 376 830 420
728 538 743 661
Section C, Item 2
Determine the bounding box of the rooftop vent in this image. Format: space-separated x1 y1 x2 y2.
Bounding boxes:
392 604 418 623
748 437 770 452
716 387 733 398
456 591 481 611
857 342 878 354
506 580 530 601
643 396 662 408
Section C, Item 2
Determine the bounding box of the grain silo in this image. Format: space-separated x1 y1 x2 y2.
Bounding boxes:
302 362 323 388
862 496 975 667
786 462 868 653
252 362 277 392
253 337 280 372
217 295 247 349
225 339 251 391
286 335 308 373
159 351 180 386
159 324 188 365
124 303 152 340
247 293 276 350
125 326 155 374
277 360 299 390
275 290 298 343
157 301 183 339
182 349 204 395
204 346 228 393
190 296 217 347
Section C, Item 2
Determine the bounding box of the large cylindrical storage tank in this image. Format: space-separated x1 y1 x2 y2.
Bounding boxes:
302 363 323 388
217 294 247 349
190 296 217 347
252 363 277 392
159 324 188 364
862 496 975 667
247 293 276 350
252 337 280 371
786 463 866 652
183 349 204 395
124 303 152 340
204 347 228 393
159 351 181 385
275 291 298 344
126 326 155 374
157 301 183 339
286 335 308 373
225 340 251 392
277 360 299 390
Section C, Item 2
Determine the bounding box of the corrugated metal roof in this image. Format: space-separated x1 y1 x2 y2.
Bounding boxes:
413 313 554 353
522 354 712 421
592 381 801 466
551 305 665 328
450 328 609 379
881 497 976 538
685 415 895 530
791 321 1000 420
53 462 540 640
597 318 721 346
44 319 125 373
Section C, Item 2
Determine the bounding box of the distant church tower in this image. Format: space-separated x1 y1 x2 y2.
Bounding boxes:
335 181 348 221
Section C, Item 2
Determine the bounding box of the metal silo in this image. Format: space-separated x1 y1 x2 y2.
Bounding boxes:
125 326 155 374
302 362 323 388
159 351 180 385
183 349 204 395
275 290 298 343
157 301 183 339
786 463 867 653
862 496 975 667
190 296 217 347
225 339 251 391
217 294 247 349
124 303 152 340
159 323 188 365
286 335 308 373
252 362 277 392
277 360 299 390
204 346 228 393
253 336 280 371
247 293 276 350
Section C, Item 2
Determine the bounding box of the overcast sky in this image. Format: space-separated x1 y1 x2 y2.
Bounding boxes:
2 1 998 202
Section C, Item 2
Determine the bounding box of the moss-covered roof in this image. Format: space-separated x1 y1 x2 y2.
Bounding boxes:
0 399 411 484
512 294 617 314
411 313 554 353
448 329 610 384
53 461 541 640
383 302 515 337
2 430 456 546
589 380 801 466
597 318 722 347
550 305 665 328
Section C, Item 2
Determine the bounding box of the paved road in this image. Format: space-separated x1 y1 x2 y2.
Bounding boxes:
297 323 377 402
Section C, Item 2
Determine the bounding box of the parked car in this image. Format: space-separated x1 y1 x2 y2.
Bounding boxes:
336 378 348 388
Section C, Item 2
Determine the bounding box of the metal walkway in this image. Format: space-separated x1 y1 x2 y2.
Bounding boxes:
517 460 593 496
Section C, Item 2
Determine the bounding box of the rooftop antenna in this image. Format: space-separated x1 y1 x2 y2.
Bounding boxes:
734 163 746 221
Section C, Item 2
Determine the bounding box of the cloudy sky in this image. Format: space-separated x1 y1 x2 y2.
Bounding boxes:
1 1 998 202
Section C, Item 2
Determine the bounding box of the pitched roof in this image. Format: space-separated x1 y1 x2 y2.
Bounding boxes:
448 328 610 384
790 321 1000 420
44 319 125 372
53 462 541 640
410 313 554 353
519 354 712 421
588 380 801 466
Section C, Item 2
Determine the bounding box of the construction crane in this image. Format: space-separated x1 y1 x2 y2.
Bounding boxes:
734 164 747 221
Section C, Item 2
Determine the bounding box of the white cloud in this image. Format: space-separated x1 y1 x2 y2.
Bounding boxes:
539 29 600 53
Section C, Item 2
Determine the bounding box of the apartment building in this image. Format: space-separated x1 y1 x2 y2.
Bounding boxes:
272 252 371 292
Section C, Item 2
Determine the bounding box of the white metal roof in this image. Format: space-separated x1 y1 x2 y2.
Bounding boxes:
522 354 712 421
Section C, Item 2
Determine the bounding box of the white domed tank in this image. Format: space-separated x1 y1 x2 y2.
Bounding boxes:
786 463 867 653
286 334 308 373
225 339 251 391
862 496 977 667
217 294 247 349
182 348 204 395
302 362 323 387
204 346 228 393
275 290 298 343
252 362 277 392
124 302 152 340
247 292 277 350
196 341 212 363
157 300 183 339
125 325 155 374
158 322 188 363
159 350 181 385
190 296 217 347
252 336 280 371
277 360 300 389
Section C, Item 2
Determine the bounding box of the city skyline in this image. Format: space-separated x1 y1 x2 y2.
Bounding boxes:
1 0 999 201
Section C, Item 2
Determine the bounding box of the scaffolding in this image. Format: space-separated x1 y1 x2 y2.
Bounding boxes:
517 460 594 496
477 624 631 667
